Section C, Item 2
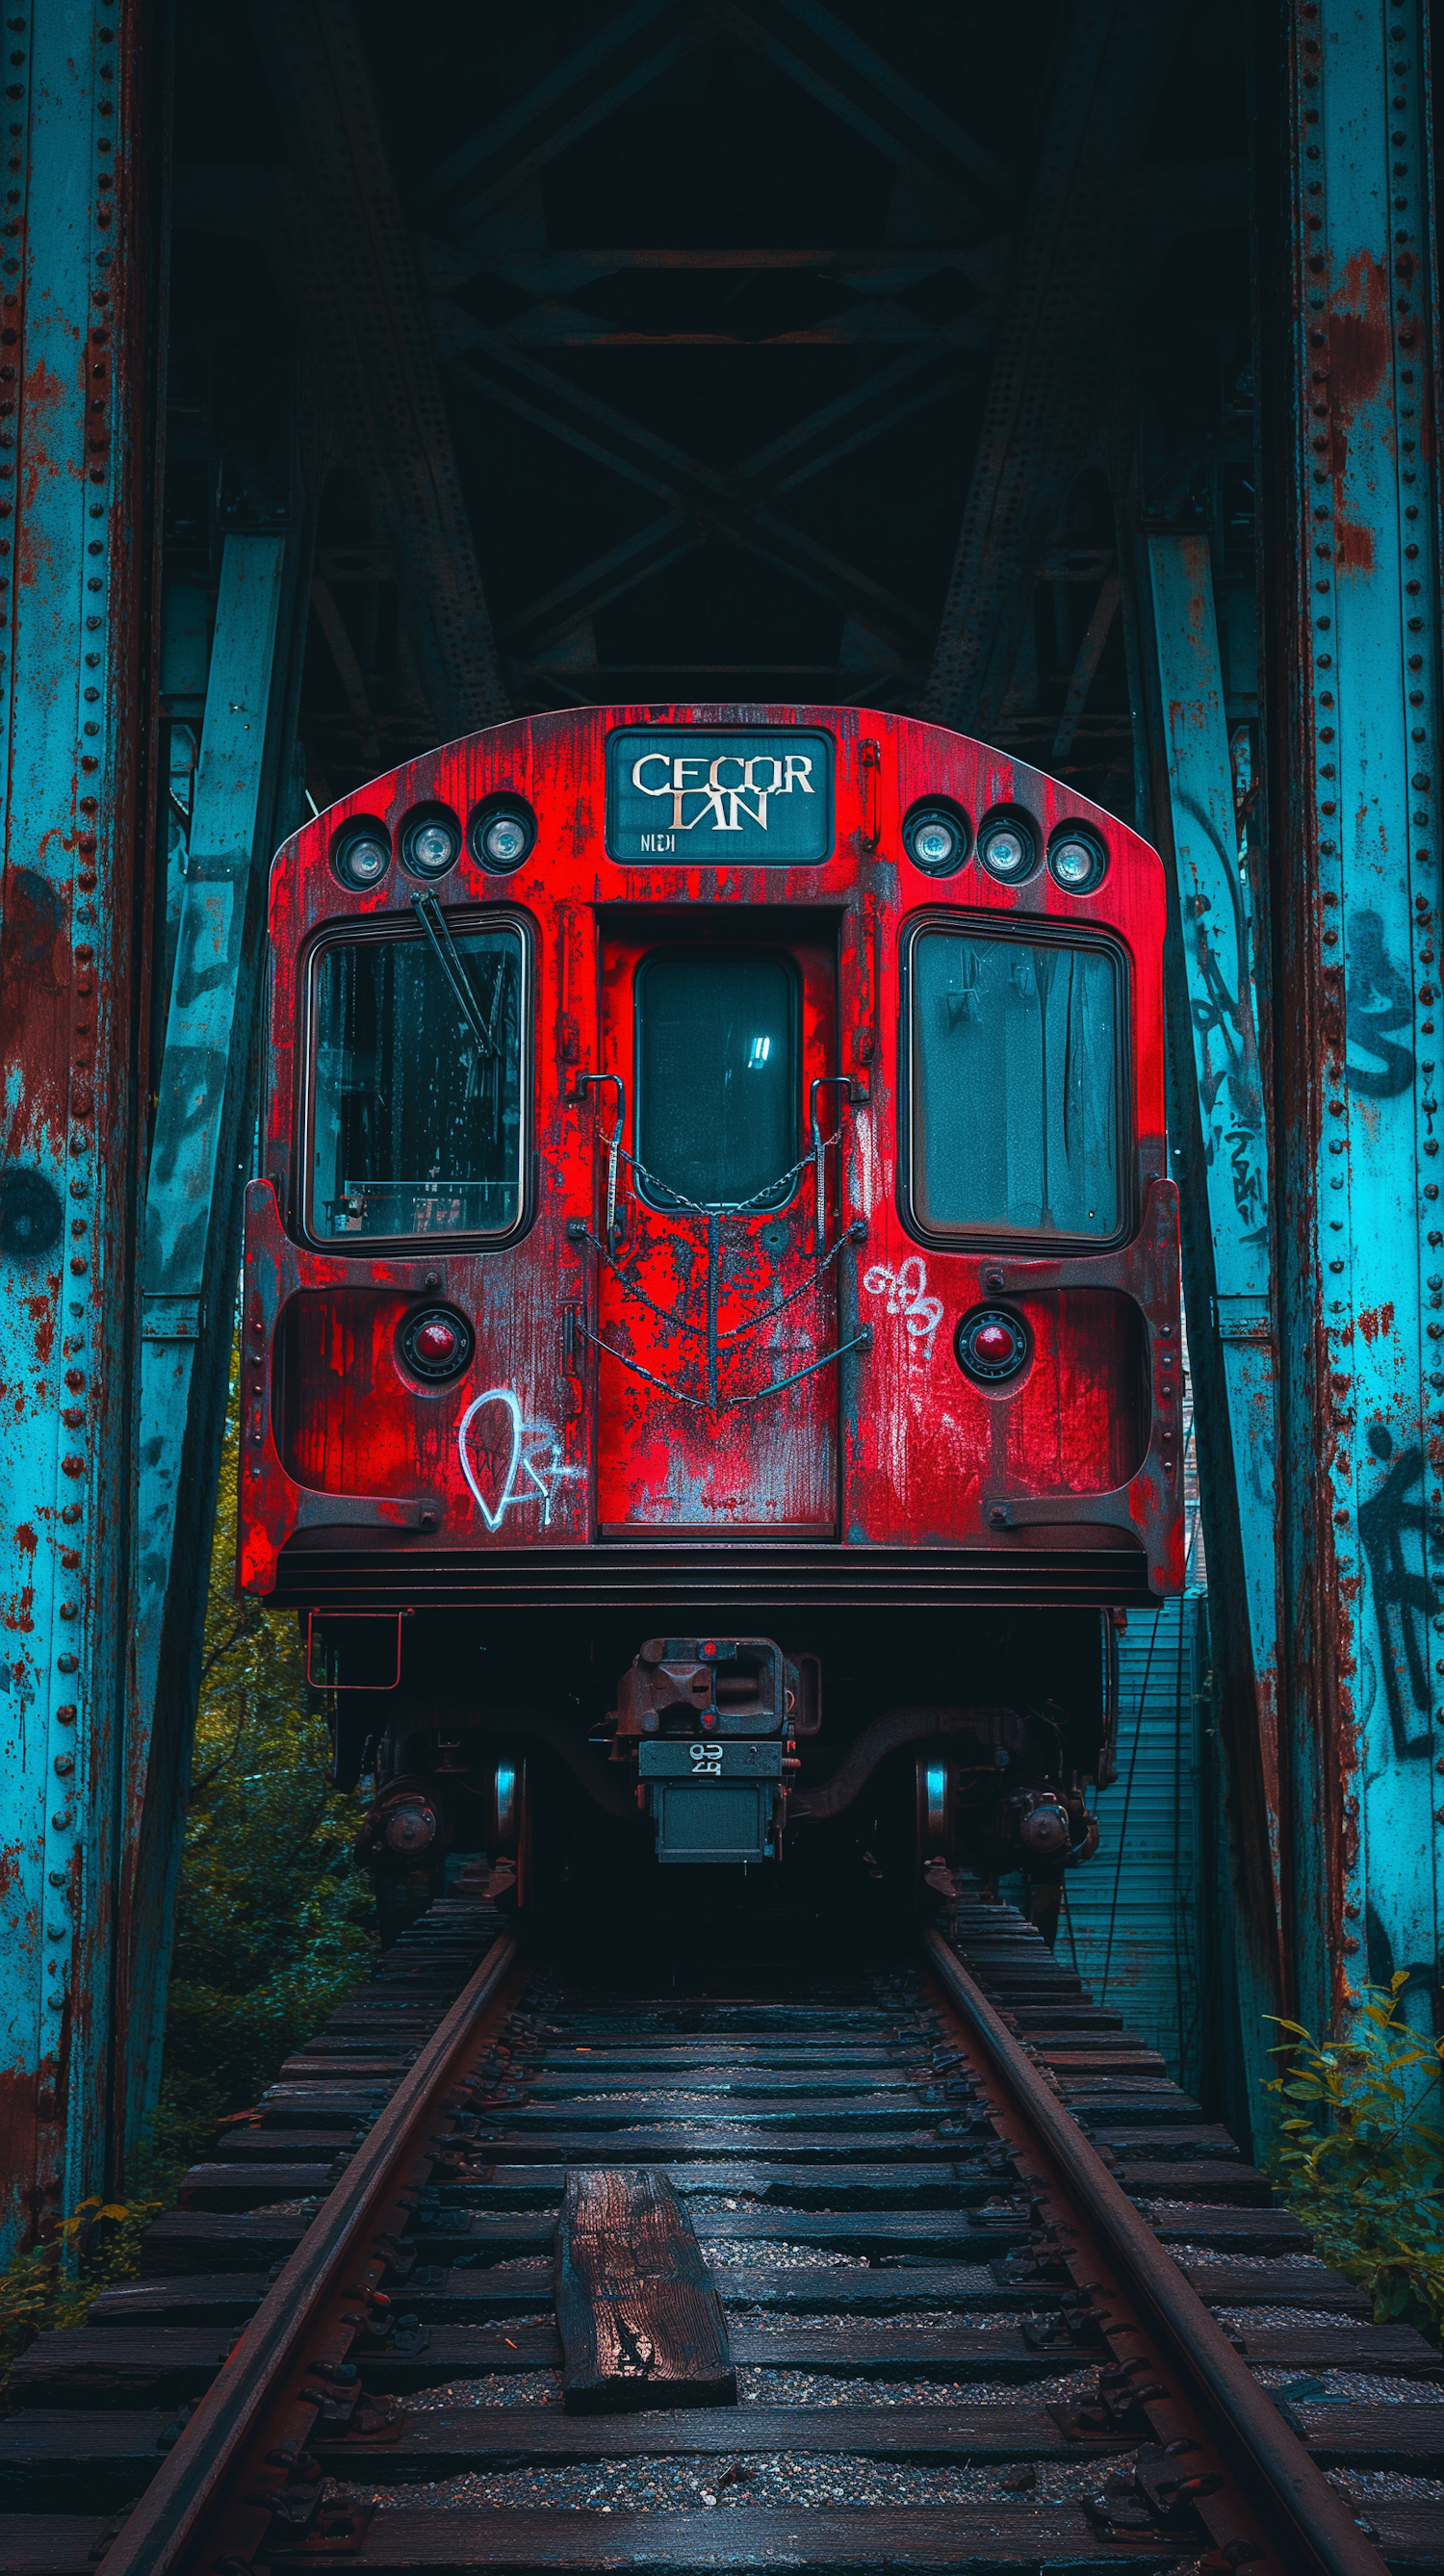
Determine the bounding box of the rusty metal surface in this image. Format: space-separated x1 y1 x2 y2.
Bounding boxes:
236 708 1182 1602
0 0 161 2251
1261 0 1444 2036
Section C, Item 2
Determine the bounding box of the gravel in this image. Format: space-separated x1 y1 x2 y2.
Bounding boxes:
1250 2366 1444 2406
734 2367 1094 2409
1328 2468 1444 2503
348 2453 1128 2513
1212 2306 1367 2331
1170 2246 1329 2271
727 2306 1047 2337
407 2374 561 2410
706 2241 873 2270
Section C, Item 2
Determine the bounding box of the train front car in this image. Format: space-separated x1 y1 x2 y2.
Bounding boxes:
240 707 1181 1930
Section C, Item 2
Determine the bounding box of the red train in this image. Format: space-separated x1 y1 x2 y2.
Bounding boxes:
239 706 1181 1923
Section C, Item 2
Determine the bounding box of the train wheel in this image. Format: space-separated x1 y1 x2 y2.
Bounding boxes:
915 1752 958 1909
482 1753 531 1909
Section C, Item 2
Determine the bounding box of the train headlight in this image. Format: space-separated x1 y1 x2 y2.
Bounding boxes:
1048 829 1107 894
955 1305 1030 1384
399 1303 475 1382
978 815 1037 883
332 827 391 890
903 801 967 874
401 811 462 878
471 797 536 871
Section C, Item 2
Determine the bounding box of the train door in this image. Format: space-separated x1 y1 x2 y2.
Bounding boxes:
592 919 841 1533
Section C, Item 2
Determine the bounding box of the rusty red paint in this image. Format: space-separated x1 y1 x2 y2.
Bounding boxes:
1354 1301 1396 1345
239 706 1180 1604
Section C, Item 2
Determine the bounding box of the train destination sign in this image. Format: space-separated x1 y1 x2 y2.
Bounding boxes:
606 727 834 863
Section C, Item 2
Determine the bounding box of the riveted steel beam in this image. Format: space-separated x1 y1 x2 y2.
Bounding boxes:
0 0 163 2254
116 532 298 2163
1144 533 1284 2139
1260 0 1442 2040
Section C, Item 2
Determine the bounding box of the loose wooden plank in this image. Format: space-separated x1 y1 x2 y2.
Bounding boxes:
554 2170 735 2414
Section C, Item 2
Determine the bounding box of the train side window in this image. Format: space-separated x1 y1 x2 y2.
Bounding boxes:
308 918 527 1243
635 949 798 1209
907 925 1122 1241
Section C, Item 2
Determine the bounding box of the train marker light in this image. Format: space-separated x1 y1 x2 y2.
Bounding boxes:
399 1304 475 1382
978 814 1037 882
472 797 536 870
332 827 390 890
401 811 462 878
955 1306 1030 1384
1048 830 1107 894
903 801 968 874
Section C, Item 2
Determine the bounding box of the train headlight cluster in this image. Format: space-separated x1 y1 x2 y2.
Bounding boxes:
977 815 1037 883
955 1306 1030 1385
401 811 462 878
1048 829 1107 894
903 802 968 874
472 797 536 871
332 826 390 890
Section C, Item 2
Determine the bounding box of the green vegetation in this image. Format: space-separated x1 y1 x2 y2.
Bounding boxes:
159 1344 374 2152
1265 1974 1444 2336
1 1343 374 2392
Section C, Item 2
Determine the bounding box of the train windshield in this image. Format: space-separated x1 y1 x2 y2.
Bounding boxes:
635 950 798 1208
910 928 1121 1239
309 920 525 1241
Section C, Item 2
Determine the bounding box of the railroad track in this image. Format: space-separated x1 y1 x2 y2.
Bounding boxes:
2 1880 1441 2574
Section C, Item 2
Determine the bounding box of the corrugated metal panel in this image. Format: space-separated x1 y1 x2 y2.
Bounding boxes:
1061 1594 1204 2092
1055 1378 1206 2092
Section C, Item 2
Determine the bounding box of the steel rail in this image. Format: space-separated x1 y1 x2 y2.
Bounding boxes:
97 1928 526 2576
923 1928 1385 2576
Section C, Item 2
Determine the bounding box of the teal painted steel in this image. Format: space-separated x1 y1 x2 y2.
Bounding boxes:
1267 0 1442 2041
118 533 293 2158
1145 532 1282 2115
0 0 158 2249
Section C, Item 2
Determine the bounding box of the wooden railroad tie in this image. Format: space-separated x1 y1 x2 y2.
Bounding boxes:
554 2166 736 2414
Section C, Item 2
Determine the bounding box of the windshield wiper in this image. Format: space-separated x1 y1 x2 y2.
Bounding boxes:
410 892 499 1061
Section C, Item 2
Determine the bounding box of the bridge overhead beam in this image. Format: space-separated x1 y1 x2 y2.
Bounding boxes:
1261 0 1442 2035
0 0 163 2249
919 0 1182 735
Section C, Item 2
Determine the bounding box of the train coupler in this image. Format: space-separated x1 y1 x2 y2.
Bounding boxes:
638 1737 785 1864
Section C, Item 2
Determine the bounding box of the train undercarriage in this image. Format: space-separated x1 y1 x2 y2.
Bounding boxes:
330 1604 1118 1941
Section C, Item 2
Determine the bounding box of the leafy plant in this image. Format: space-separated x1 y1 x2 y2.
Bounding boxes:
156 1335 374 2147
0 2191 164 2403
1264 1974 1444 2334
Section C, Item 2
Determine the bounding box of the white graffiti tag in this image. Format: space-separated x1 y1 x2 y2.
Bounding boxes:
457 1387 585 1532
862 1257 944 1358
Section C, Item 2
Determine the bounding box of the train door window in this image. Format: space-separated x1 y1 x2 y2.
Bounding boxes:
635 949 798 1209
307 916 527 1243
905 923 1122 1242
